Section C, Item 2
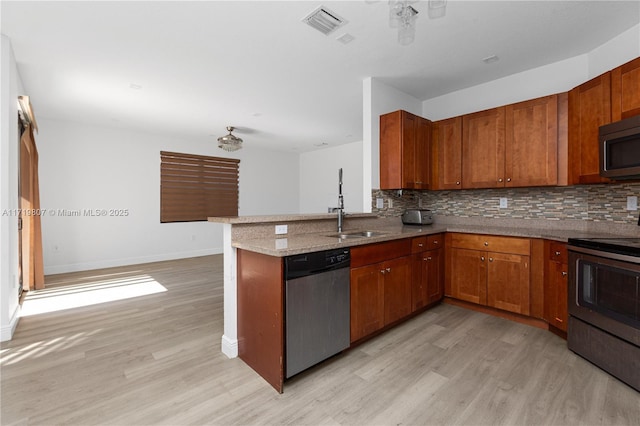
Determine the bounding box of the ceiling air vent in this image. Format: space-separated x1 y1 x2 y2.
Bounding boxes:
303 6 347 36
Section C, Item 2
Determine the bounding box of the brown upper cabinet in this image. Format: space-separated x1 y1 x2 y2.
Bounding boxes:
380 110 432 190
462 107 506 189
462 95 560 189
432 116 463 190
611 56 640 121
505 95 560 187
568 73 612 184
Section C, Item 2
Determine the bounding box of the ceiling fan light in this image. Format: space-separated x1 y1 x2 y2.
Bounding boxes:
217 126 243 151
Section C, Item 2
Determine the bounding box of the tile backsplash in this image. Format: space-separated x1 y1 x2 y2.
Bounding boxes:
373 183 640 226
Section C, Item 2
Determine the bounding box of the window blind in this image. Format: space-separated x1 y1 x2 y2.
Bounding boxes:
160 151 239 223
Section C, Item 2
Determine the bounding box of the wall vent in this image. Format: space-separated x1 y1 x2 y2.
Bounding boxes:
303 6 347 36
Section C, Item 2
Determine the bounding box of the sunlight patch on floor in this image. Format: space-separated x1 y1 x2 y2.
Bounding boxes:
21 275 167 316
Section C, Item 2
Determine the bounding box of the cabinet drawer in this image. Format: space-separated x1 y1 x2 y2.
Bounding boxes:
449 233 530 255
411 233 444 253
548 241 568 264
427 234 444 249
351 239 412 268
411 236 428 253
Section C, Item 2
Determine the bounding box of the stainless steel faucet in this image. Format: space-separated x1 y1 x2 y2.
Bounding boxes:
337 168 344 232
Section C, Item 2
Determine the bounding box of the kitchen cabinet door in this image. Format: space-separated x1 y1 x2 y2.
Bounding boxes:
425 247 444 305
383 256 412 325
462 107 506 189
350 264 385 343
380 110 432 190
568 73 611 184
433 117 462 190
505 95 558 187
544 241 568 333
611 56 640 121
448 247 487 305
486 252 531 315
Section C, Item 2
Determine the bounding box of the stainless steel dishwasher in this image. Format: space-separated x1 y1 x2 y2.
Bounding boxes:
284 248 350 378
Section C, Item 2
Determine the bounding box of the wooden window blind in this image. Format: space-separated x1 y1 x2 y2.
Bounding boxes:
160 151 240 223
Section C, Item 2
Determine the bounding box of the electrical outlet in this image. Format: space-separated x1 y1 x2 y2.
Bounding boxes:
388 199 393 209
275 238 288 250
275 225 288 235
627 196 638 211
499 198 508 209
376 198 384 209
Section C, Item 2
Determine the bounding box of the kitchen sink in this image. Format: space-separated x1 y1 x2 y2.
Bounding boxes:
326 230 388 239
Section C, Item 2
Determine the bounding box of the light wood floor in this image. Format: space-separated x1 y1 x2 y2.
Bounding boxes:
1 255 639 426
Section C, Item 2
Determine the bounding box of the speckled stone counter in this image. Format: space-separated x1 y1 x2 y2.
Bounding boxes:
223 214 637 257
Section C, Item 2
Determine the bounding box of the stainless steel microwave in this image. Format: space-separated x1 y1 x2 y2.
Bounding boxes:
599 114 640 179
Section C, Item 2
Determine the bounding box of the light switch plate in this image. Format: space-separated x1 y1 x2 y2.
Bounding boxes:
275 238 288 250
627 196 638 211
499 198 508 209
275 224 288 235
388 199 393 209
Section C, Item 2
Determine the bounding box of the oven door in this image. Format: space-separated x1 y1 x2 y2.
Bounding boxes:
568 248 640 347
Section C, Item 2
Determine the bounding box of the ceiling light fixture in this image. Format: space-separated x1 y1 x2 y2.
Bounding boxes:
389 1 419 46
388 0 447 45
217 126 243 152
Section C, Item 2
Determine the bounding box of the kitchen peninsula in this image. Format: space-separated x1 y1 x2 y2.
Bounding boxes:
210 213 639 392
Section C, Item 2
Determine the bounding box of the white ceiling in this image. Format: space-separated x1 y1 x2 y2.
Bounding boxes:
2 1 639 152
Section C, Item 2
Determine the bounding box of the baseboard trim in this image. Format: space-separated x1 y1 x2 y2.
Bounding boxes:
43 248 222 275
443 297 548 330
221 334 238 359
0 304 20 342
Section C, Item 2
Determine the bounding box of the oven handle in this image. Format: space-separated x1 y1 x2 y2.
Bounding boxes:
568 245 640 264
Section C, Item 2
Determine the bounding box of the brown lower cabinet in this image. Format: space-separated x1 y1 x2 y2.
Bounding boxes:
544 241 568 333
350 239 413 343
411 234 445 311
446 233 531 315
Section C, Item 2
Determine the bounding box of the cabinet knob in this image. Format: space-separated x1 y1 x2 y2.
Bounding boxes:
433 240 439 245
498 178 504 183
480 256 485 261
423 257 428 261
555 251 561 256
489 257 494 262
484 242 489 246
427 256 432 261
380 269 386 274
456 181 460 185
562 271 567 277
418 243 424 247
555 317 564 323
386 267 391 273
507 178 511 182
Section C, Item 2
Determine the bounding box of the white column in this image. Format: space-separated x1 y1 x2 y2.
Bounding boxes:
220 223 238 358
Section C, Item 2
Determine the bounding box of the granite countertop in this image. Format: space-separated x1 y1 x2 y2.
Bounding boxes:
208 212 377 224
231 222 624 257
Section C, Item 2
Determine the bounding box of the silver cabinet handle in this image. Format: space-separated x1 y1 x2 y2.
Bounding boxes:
555 251 561 256
480 256 485 261
427 257 432 261
498 178 503 183
507 178 511 182
433 240 439 245
484 242 489 246
562 271 567 277
386 267 391 273
489 257 494 262
418 243 424 247
423 257 428 261
380 269 386 274
456 181 461 185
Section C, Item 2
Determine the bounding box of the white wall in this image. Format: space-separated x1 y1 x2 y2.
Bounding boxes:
0 36 23 341
37 118 300 274
299 141 363 214
422 23 640 121
588 23 640 78
363 77 424 206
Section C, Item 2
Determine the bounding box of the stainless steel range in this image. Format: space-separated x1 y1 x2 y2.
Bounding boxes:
567 237 640 391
